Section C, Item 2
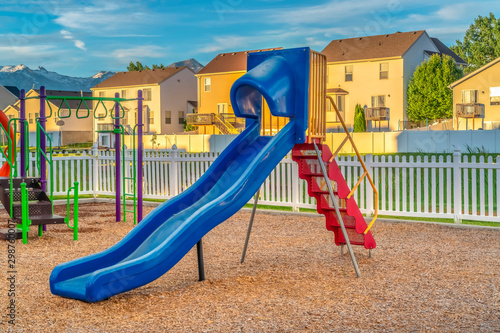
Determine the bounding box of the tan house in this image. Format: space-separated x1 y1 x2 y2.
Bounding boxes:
91 67 197 146
191 48 284 135
3 89 93 146
449 56 500 130
322 30 466 132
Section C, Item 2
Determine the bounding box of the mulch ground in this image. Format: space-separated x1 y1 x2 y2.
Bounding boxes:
0 203 499 332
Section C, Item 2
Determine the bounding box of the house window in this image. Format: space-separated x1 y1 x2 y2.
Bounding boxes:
336 95 345 112
148 110 154 125
217 103 228 114
379 62 389 80
97 113 105 122
204 77 211 92
143 88 152 101
121 90 127 99
165 111 171 124
490 87 500 105
178 111 185 124
345 65 353 82
371 95 385 107
98 91 105 98
462 90 477 104
326 95 345 112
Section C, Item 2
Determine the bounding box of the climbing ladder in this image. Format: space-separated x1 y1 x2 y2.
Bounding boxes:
292 144 376 249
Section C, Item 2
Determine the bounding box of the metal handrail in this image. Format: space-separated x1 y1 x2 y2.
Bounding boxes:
0 124 14 217
213 113 238 134
65 181 79 241
36 121 54 212
326 95 378 234
313 141 360 277
8 117 30 176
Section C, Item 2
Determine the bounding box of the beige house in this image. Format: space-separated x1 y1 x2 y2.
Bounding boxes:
322 31 466 132
449 56 500 130
91 67 197 146
3 89 93 146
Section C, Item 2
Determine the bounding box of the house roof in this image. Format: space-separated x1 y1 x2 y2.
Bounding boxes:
34 89 93 109
322 31 428 62
430 38 467 65
197 48 283 75
326 88 349 95
187 100 198 107
92 67 188 89
449 56 500 88
4 86 20 97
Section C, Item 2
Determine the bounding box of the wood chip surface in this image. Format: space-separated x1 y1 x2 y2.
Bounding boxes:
1 203 499 332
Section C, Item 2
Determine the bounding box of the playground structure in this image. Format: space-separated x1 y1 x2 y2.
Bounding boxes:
48 47 378 303
0 87 145 243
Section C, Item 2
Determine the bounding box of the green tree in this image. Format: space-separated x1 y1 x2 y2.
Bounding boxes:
128 61 163 71
451 13 500 73
407 54 463 122
353 104 366 132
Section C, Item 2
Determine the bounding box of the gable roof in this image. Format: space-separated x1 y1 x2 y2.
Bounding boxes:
3 86 20 97
430 38 467 65
322 31 426 62
449 56 500 88
197 48 283 75
92 66 188 89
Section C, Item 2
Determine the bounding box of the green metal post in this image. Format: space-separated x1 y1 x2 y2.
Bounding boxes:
74 181 79 241
20 182 29 244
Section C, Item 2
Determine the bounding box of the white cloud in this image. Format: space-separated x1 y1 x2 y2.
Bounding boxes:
111 45 166 60
74 40 86 51
60 30 86 51
61 30 73 39
198 36 251 53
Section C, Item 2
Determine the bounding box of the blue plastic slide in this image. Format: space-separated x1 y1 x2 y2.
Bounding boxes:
50 120 296 302
51 47 311 302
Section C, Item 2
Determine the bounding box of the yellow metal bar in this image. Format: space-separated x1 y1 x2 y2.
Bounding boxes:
347 171 368 199
326 95 378 234
332 136 349 160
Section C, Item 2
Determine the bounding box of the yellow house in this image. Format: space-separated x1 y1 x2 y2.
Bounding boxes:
91 66 197 146
449 56 500 130
3 89 93 145
322 31 466 132
190 48 285 135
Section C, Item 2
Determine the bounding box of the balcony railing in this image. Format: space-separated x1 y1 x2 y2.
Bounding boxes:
186 113 214 125
219 113 245 128
365 107 389 121
456 103 484 118
96 123 115 132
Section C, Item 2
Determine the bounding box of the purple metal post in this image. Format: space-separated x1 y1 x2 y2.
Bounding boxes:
20 89 26 177
137 90 143 222
39 87 47 191
115 93 121 222
40 87 47 232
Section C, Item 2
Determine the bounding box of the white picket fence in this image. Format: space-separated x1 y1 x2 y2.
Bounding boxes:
4 148 499 223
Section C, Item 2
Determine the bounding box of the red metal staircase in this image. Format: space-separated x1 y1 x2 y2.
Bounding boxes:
292 143 376 250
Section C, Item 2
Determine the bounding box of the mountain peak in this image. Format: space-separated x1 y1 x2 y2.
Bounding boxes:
0 65 116 92
167 59 204 73
0 64 28 73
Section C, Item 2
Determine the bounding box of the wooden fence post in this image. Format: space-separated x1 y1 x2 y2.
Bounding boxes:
453 149 462 223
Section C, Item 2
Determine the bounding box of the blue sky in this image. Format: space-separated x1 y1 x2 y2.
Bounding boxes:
0 0 498 77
